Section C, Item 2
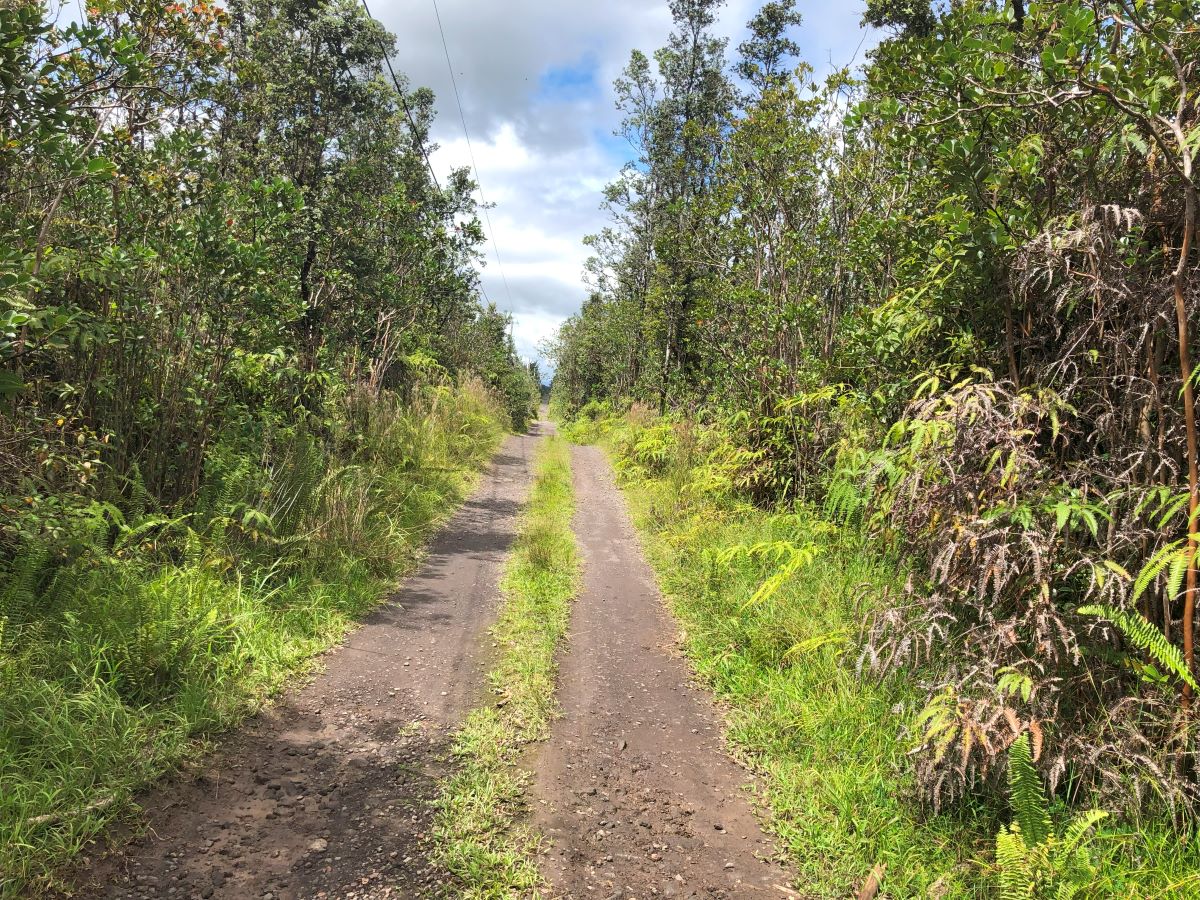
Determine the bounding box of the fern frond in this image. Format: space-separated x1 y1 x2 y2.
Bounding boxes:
1058 808 1107 858
0 541 50 626
1009 733 1052 846
784 630 849 658
1078 604 1198 692
995 825 1036 900
1167 552 1188 608
114 513 196 552
126 463 153 520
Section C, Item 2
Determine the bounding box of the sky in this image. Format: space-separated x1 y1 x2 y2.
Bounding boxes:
369 0 879 374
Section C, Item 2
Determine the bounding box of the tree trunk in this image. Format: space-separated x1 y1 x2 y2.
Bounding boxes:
1174 177 1197 704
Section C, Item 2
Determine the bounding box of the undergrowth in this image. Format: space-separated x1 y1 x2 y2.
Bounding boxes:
567 406 1199 899
0 380 506 897
429 435 578 898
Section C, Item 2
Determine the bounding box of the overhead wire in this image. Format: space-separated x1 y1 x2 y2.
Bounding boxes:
356 0 514 327
359 0 441 193
429 0 517 325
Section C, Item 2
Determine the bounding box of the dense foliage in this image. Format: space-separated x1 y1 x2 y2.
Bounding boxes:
0 0 543 618
551 0 1200 836
1 0 535 521
0 0 535 890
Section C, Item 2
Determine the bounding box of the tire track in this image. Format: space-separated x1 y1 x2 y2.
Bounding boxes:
67 425 544 900
529 445 796 899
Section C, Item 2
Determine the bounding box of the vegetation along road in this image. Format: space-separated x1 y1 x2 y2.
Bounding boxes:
4 0 1200 898
53 423 796 899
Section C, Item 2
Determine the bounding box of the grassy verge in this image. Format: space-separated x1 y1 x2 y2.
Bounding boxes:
567 410 1197 899
622 478 987 897
0 381 506 896
429 434 578 898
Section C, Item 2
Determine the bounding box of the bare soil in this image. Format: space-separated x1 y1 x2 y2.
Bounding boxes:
63 427 543 900
529 446 796 899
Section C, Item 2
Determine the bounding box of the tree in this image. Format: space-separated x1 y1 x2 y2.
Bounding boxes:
553 0 1200 820
736 0 802 93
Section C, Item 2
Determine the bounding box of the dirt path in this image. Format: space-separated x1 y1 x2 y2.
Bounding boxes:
68 426 544 900
529 445 794 899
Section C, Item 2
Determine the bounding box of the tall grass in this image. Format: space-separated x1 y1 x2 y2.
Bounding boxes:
430 435 578 897
0 378 506 896
568 407 1199 899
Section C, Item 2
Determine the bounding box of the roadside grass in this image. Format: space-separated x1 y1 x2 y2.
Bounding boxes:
430 434 578 898
566 409 1198 899
0 382 505 897
622 480 989 897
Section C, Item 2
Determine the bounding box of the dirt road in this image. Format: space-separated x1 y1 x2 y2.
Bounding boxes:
68 429 794 899
69 426 543 900
529 446 792 899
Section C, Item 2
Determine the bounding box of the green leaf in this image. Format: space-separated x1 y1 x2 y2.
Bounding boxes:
86 157 117 178
0 370 26 397
1101 560 1130 581
1078 604 1198 693
1008 733 1051 847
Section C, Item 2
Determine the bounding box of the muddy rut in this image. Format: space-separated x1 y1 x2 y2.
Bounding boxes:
530 446 793 899
67 426 542 900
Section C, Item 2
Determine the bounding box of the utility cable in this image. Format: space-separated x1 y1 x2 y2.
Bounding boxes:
430 0 517 323
332 24 489 307
359 0 442 193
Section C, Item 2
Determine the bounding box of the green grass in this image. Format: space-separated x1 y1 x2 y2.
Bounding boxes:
0 381 506 897
429 434 578 898
621 481 988 897
571 410 1200 899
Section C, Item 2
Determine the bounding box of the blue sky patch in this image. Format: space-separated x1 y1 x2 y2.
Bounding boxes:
593 128 637 167
537 56 600 102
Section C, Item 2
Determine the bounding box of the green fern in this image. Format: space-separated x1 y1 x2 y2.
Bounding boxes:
113 513 196 554
1167 553 1188 610
632 425 675 473
1058 809 1107 860
716 539 822 608
1009 733 1052 846
126 463 153 521
1077 604 1199 693
995 824 1037 900
0 541 50 626
993 734 1108 900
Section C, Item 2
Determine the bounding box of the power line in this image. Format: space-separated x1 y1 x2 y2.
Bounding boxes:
358 0 513 336
430 0 517 323
359 0 441 193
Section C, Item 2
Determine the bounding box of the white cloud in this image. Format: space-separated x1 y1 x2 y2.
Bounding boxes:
371 0 877 374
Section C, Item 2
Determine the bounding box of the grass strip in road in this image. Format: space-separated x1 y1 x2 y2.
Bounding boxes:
429 434 579 898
